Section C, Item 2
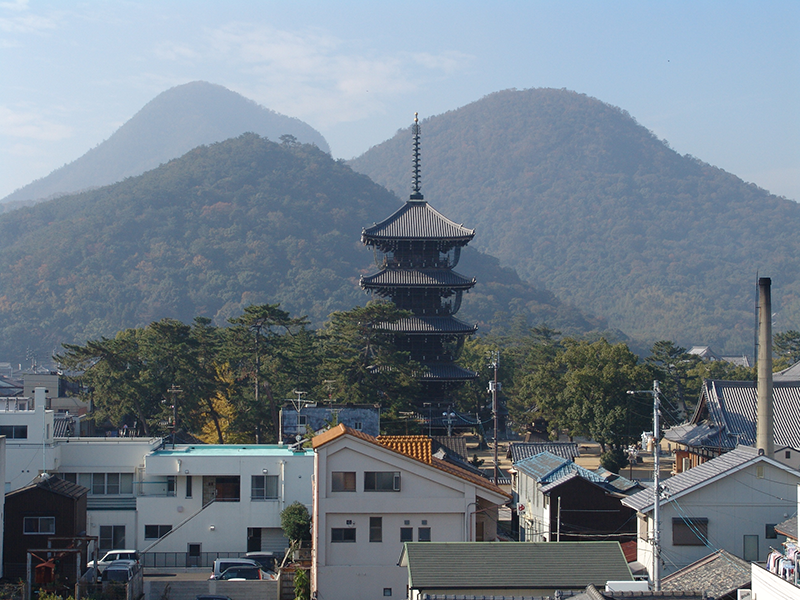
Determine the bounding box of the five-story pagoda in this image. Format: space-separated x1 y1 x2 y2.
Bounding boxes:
360 114 478 424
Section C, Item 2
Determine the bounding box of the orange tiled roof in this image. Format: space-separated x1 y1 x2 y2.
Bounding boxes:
312 424 509 499
377 435 432 464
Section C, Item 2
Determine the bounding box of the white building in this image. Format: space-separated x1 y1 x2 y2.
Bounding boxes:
311 424 509 600
0 394 313 564
622 446 800 581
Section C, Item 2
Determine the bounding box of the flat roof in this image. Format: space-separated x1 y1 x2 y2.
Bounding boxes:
151 445 313 457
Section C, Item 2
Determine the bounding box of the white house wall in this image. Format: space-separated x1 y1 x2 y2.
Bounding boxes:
313 436 506 600
637 460 800 577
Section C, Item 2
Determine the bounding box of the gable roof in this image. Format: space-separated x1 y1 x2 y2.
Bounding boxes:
362 200 475 243
508 442 580 463
399 541 632 590
313 424 509 499
7 474 88 500
661 549 750 597
664 379 800 451
622 446 799 513
516 452 639 497
775 360 800 381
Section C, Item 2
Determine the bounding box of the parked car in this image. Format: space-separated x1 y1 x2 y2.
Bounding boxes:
87 550 140 573
243 551 280 572
218 565 266 580
209 558 260 580
101 559 140 583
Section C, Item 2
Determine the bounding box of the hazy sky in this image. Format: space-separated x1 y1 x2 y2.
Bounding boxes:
2 1 798 201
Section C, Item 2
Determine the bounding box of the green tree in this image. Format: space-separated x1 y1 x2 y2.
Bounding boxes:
281 501 311 543
774 330 800 371
519 338 653 450
645 341 701 421
319 302 421 415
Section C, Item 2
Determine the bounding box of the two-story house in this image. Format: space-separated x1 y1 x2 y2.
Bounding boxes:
311 424 509 600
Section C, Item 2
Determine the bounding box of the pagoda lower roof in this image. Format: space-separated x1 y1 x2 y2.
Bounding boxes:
375 316 477 335
360 269 476 290
362 199 475 244
417 363 479 381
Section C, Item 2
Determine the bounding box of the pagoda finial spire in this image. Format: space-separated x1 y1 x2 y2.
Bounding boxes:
411 112 423 200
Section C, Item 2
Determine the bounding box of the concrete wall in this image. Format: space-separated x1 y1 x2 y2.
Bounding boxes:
144 578 278 600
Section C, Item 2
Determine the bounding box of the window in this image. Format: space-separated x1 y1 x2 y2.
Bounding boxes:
186 476 192 498
297 415 308 426
418 527 431 542
144 525 172 540
62 473 133 495
251 475 279 500
99 525 126 550
672 517 708 546
786 450 792 459
370 517 382 542
0 425 27 439
364 471 400 492
331 472 356 492
400 528 413 542
383 589 392 596
354 421 363 431
24 516 55 534
766 524 778 539
331 528 356 543
167 476 176 496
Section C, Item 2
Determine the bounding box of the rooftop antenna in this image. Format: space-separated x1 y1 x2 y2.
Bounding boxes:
411 112 423 200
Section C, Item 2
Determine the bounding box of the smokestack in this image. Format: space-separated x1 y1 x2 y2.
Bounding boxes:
756 277 774 457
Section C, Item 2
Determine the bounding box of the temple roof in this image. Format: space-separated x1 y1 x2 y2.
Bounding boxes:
417 363 478 381
374 315 477 335
362 200 475 244
360 268 476 290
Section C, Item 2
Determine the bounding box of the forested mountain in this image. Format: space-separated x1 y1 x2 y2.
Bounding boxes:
350 88 800 355
0 134 602 367
1 81 329 207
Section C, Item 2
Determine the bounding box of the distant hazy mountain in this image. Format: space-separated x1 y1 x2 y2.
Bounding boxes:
1 81 329 206
0 134 602 366
350 88 800 354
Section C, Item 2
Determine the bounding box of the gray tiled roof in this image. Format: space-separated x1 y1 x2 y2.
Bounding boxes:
417 364 478 381
775 360 800 381
400 542 632 590
664 379 800 451
515 451 639 496
360 269 476 289
775 515 797 539
362 200 475 243
661 549 751 597
509 442 580 463
622 446 767 513
374 316 477 334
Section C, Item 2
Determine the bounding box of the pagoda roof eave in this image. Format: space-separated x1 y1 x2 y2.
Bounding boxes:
374 316 478 335
362 200 475 242
360 269 476 290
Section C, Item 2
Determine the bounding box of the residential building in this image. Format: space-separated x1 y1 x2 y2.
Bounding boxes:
660 549 751 599
507 441 580 463
0 394 313 564
665 379 800 472
279 403 380 444
512 451 641 543
622 446 800 580
399 541 633 599
3 474 88 579
311 424 509 600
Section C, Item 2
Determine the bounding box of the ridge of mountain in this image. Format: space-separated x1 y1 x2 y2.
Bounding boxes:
0 134 604 366
349 87 800 355
1 81 330 207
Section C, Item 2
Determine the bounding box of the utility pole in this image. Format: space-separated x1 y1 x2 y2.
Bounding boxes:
488 351 500 483
168 384 183 449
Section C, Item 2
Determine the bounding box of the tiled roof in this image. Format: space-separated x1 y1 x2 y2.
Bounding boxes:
622 446 796 513
362 200 475 243
775 360 800 381
313 424 508 499
374 316 477 334
664 379 800 450
377 435 432 463
661 549 751 597
360 269 476 289
508 442 580 463
417 364 478 381
9 474 89 499
516 452 639 496
432 436 468 461
400 542 632 590
776 515 797 539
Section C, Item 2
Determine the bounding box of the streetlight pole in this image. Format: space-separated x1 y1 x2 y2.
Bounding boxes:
628 380 662 591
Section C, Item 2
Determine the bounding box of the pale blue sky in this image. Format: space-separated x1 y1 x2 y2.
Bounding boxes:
2 1 798 201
